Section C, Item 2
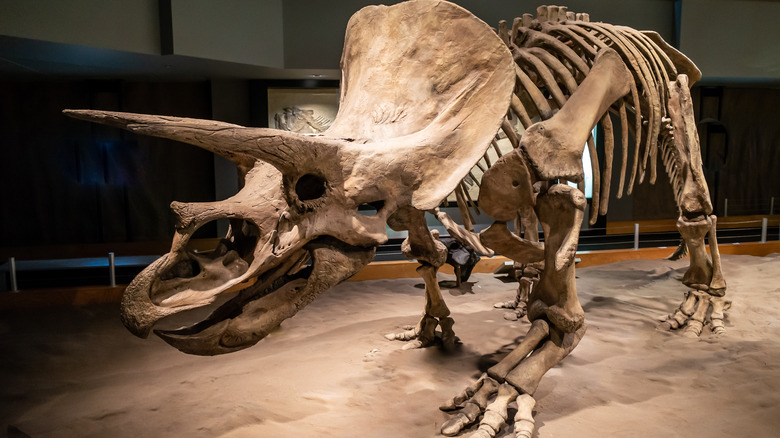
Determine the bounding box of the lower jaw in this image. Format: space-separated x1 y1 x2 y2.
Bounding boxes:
152 238 375 353
150 252 313 337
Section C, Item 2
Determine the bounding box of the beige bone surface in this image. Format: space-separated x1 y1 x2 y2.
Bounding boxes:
63 2 728 437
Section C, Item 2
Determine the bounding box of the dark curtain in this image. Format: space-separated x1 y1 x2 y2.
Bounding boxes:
0 80 216 248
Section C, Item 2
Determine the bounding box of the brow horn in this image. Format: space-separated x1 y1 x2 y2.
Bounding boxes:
63 109 330 172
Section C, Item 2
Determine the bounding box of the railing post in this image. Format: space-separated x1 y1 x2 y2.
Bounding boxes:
634 223 639 250
724 198 728 217
761 218 768 243
108 252 116 287
9 257 18 292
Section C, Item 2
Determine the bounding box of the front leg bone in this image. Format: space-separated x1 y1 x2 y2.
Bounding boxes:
440 48 630 437
386 209 455 349
528 185 587 334
440 185 588 437
487 319 550 381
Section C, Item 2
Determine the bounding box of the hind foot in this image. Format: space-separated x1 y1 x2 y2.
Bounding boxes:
660 290 731 337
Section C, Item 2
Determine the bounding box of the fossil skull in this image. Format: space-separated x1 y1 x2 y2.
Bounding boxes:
64 0 514 355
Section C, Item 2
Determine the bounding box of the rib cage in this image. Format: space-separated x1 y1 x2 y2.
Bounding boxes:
454 5 695 229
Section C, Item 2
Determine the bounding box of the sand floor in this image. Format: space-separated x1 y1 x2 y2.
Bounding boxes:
2 253 779 438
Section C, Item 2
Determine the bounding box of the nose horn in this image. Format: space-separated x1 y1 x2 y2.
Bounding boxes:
62 109 327 173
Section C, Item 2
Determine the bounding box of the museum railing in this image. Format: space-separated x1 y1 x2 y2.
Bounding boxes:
1 215 778 293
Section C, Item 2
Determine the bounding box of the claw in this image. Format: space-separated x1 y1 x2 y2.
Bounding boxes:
513 394 536 438
471 383 520 438
386 314 454 349
384 327 417 341
710 297 730 335
440 376 499 436
494 300 518 309
661 289 730 336
442 410 476 436
441 379 534 438
402 340 424 350
440 373 487 411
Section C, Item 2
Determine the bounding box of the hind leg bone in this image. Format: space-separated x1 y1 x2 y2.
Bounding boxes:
663 215 730 335
661 75 728 336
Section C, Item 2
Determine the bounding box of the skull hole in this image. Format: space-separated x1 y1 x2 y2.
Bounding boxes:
223 219 260 265
160 258 201 281
358 200 385 216
162 219 261 283
295 174 327 201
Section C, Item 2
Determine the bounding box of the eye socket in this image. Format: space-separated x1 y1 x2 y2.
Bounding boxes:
295 174 327 201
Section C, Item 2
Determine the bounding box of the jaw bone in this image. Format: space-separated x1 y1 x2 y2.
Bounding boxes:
155 239 375 355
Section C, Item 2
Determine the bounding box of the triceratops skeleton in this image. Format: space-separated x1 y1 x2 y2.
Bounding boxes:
64 1 727 436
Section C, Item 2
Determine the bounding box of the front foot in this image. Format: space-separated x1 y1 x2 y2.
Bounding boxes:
440 320 585 437
660 290 732 337
385 314 457 350
440 374 535 438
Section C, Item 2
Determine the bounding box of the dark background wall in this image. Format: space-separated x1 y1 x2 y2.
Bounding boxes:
0 80 215 248
700 87 780 216
604 85 780 223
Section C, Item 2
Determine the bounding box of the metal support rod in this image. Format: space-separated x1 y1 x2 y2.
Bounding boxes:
633 223 639 250
108 252 116 287
724 198 728 217
761 218 768 243
771 197 775 215
9 257 18 292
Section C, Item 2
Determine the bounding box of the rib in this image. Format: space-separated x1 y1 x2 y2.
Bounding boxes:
514 49 567 108
587 134 600 225
526 47 578 94
514 64 554 120
599 113 615 216
578 22 656 189
520 30 591 77
616 98 630 199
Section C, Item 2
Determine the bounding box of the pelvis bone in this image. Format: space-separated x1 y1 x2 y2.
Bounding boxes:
64 0 515 355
